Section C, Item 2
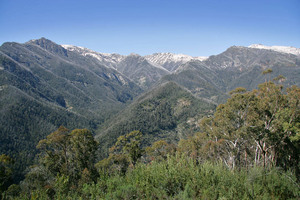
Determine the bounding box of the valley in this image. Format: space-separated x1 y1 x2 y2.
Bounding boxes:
0 37 299 184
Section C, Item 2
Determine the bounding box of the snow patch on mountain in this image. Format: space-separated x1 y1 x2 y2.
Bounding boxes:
145 53 208 71
249 44 300 56
62 45 125 68
62 44 210 72
145 53 207 64
123 53 170 73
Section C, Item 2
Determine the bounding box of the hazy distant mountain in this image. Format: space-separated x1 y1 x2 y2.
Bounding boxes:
96 81 216 157
62 44 300 101
62 45 208 78
62 46 172 88
201 46 300 90
164 45 300 104
163 60 229 104
116 53 170 89
145 52 207 72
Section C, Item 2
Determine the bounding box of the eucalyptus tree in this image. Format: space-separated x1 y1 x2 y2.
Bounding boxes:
198 81 299 172
23 126 98 195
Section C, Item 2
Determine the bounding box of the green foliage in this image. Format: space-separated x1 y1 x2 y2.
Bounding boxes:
96 154 130 176
229 87 247 95
109 130 143 165
37 126 70 176
0 85 96 182
178 132 218 163
96 130 143 177
96 82 216 158
196 81 300 175
68 129 98 182
18 127 98 199
273 75 286 82
8 119 300 200
145 140 176 162
0 154 13 197
80 155 299 199
262 68 273 75
3 184 20 199
0 39 142 183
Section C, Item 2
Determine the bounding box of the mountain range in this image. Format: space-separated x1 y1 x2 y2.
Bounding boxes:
1 37 299 180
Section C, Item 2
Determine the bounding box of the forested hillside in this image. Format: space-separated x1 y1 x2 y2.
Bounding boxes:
115 54 170 89
1 38 300 199
1 80 299 199
165 46 300 104
0 38 142 181
96 81 216 158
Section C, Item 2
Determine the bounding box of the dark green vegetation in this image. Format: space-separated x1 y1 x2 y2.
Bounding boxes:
1 80 299 199
96 81 216 158
1 38 300 199
0 38 142 181
0 84 93 181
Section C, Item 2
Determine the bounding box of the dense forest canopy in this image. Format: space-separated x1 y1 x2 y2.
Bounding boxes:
1 78 299 199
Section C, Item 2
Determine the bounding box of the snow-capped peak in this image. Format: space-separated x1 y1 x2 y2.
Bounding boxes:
62 45 116 57
145 52 207 64
248 44 300 56
62 45 125 68
144 53 208 71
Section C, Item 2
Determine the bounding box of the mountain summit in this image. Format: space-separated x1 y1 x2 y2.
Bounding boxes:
249 44 300 56
62 44 125 69
116 53 170 89
145 52 208 72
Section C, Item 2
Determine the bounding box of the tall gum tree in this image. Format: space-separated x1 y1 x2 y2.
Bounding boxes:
199 80 299 173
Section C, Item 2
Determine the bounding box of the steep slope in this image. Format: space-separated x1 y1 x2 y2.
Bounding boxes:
0 38 142 180
62 44 125 69
163 60 229 103
61 46 172 89
1 38 142 118
116 54 170 89
95 81 216 157
202 46 300 91
0 84 93 181
164 46 300 104
145 52 207 72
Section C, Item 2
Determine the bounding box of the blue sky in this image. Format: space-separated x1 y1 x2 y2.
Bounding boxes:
0 0 299 56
